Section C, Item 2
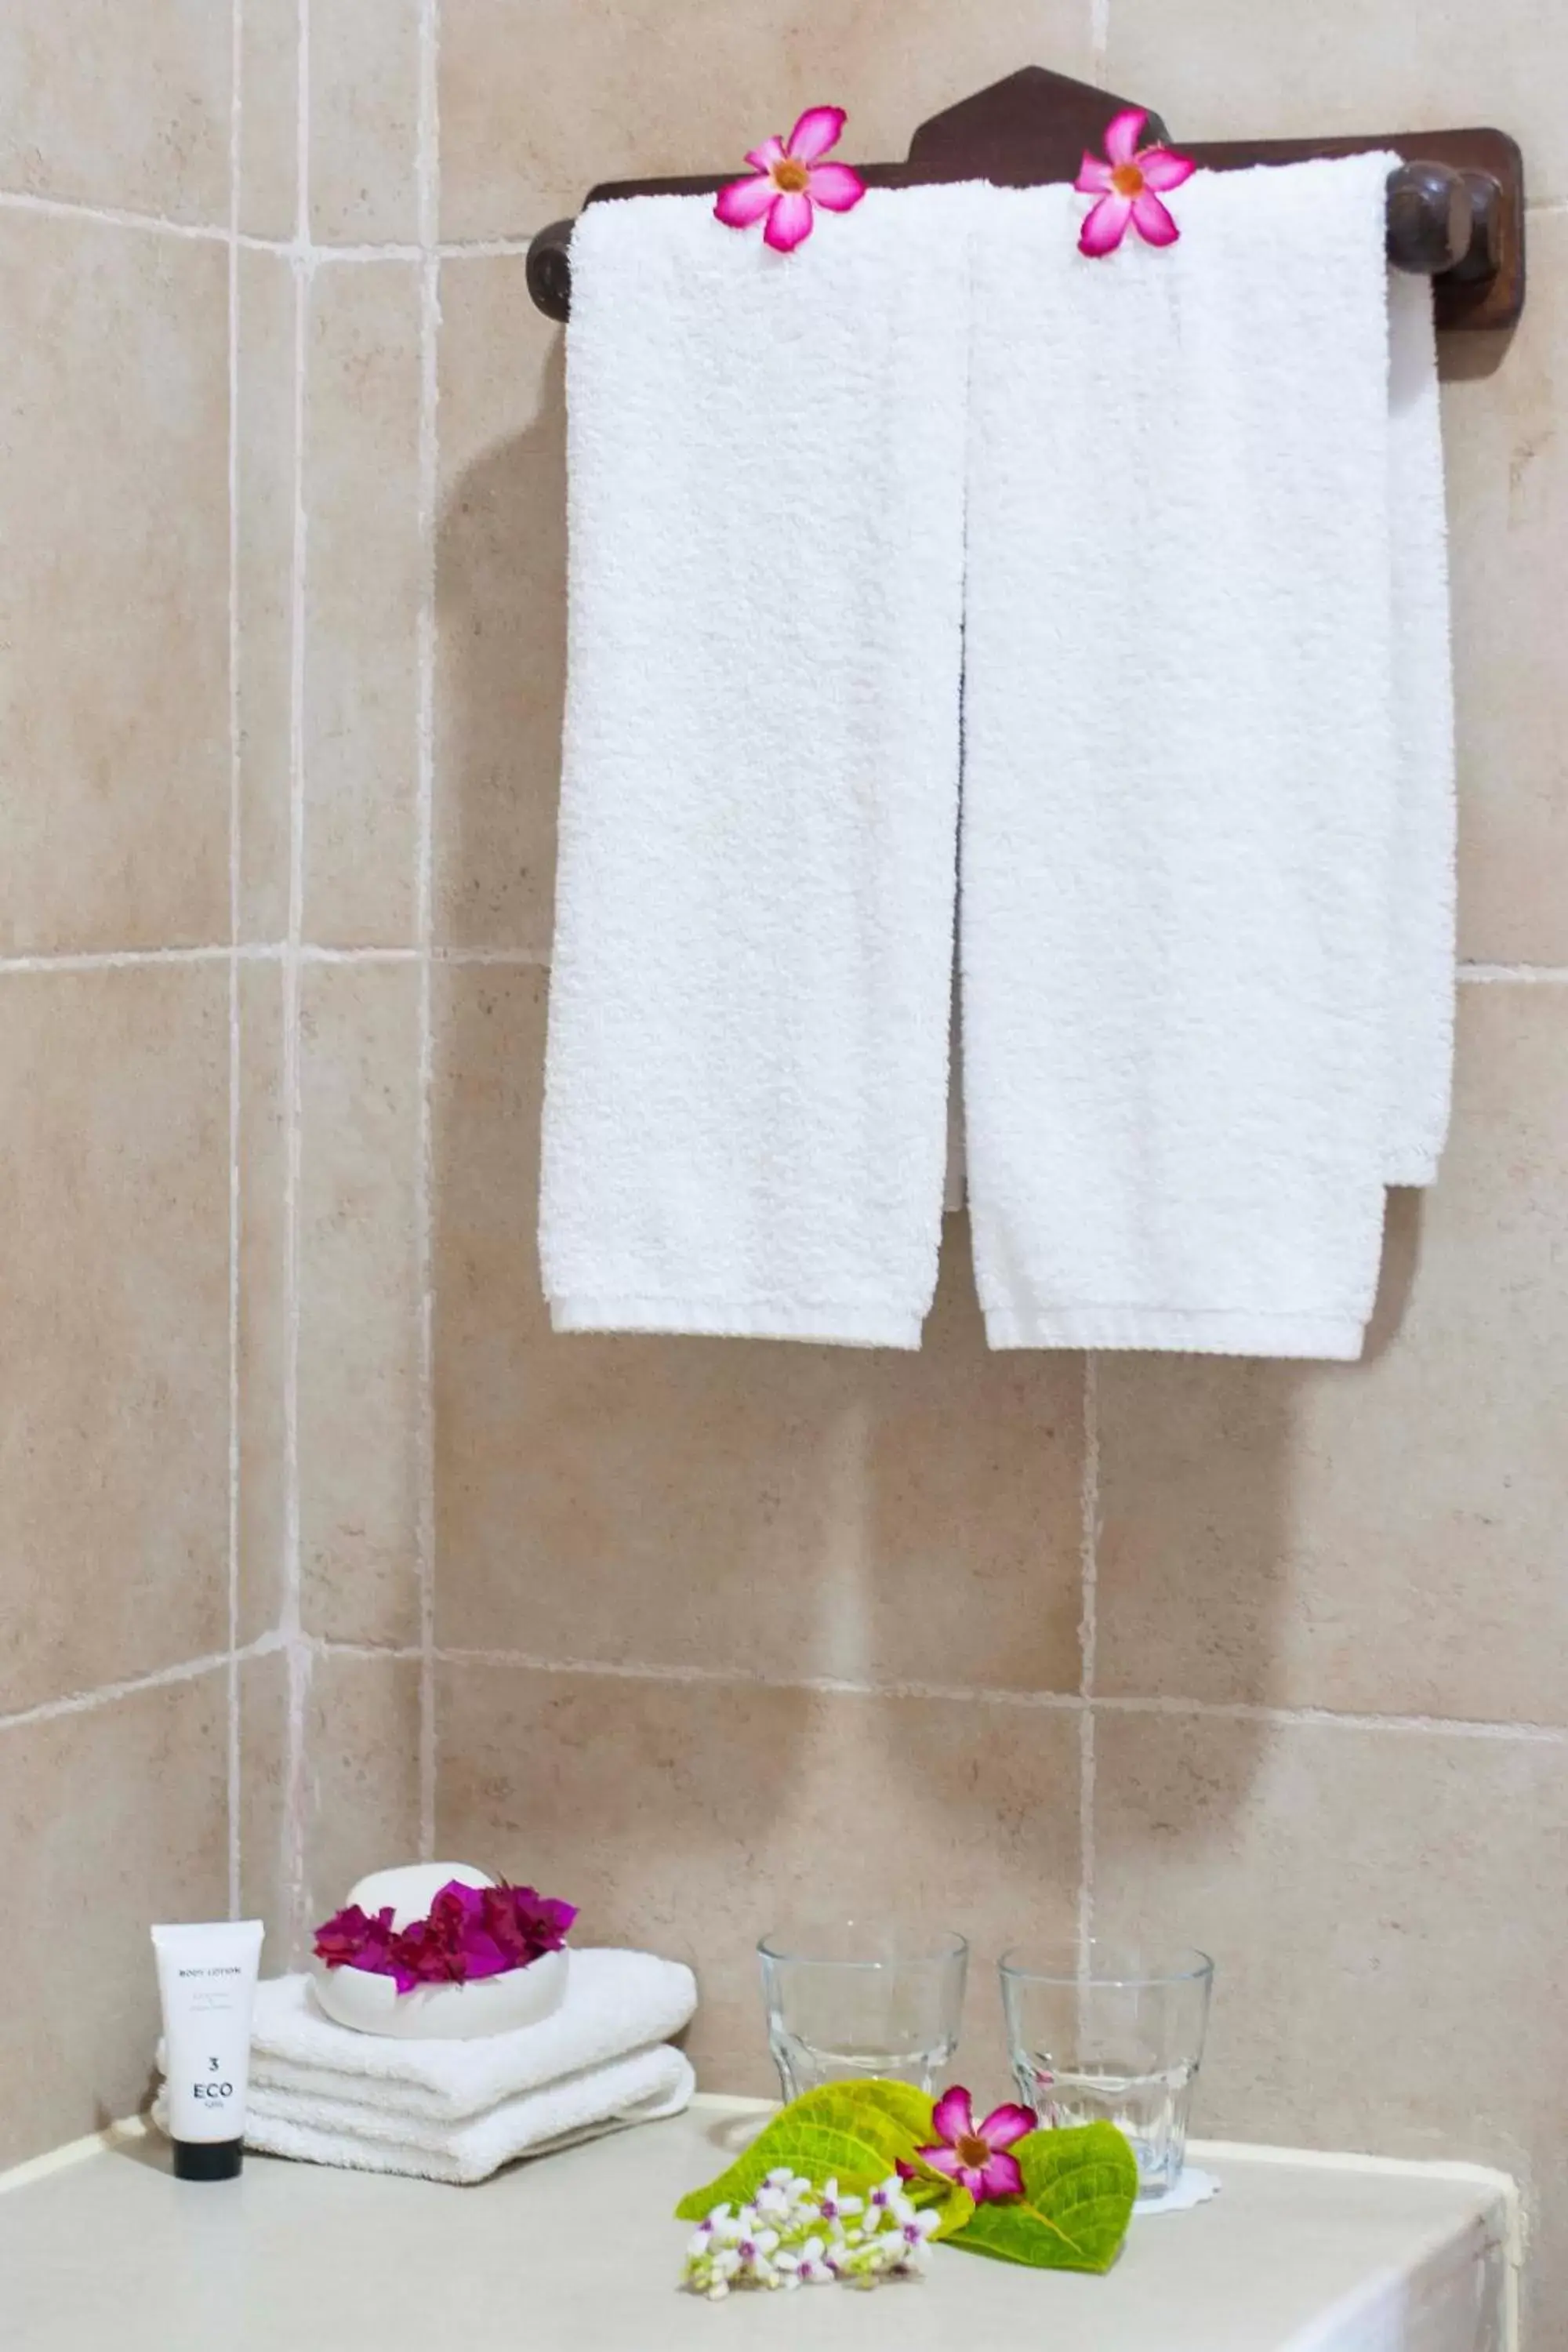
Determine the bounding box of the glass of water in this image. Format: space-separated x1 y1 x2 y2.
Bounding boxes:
759 1918 968 2100
999 1940 1214 2199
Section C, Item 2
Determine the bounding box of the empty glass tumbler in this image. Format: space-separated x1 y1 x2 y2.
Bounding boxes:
759 1918 968 2100
999 1941 1214 2198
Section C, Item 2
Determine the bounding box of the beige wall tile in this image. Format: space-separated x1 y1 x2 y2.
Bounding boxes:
0 1671 228 2168
298 963 423 1646
1106 0 1568 203
0 215 228 953
1095 986 1568 1725
1443 214 1568 964
310 0 421 244
437 1663 1080 2098
239 963 288 1646
0 0 229 224
431 967 1083 1689
300 1652 423 1928
435 259 564 953
238 246 296 944
1093 1709 1568 2332
439 0 1096 238
241 0 300 239
0 969 229 1715
303 262 421 946
240 1646 295 1965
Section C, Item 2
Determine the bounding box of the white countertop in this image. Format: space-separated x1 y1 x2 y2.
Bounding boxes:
0 2100 1516 2351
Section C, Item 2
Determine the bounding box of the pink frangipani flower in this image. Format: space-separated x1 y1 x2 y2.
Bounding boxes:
1076 107 1196 256
916 2085 1035 2203
715 105 866 254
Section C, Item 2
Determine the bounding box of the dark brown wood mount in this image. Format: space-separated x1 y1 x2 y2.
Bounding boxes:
524 64 1525 333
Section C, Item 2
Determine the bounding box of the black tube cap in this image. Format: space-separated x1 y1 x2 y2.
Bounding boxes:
172 2138 244 2181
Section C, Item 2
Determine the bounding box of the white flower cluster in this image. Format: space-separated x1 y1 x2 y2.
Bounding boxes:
682 2169 940 2302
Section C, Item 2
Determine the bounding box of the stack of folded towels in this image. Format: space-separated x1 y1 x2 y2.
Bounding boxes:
158 1949 697 2185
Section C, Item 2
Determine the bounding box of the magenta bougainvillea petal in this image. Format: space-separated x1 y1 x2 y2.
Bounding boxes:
313 1878 576 1994
787 104 848 163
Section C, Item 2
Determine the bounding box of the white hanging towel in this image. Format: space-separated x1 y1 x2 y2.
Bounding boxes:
1384 270 1456 1187
540 186 978 1346
963 155 1417 1360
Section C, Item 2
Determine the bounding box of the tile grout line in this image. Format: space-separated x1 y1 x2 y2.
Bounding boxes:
434 1649 1086 1704
4 183 1566 260
0 1635 288 1740
1458 964 1568 983
1077 1352 1100 1967
1093 1693 1568 1743
1089 0 1110 85
1 947 1555 979
413 0 441 1865
226 0 245 1924
427 1646 1568 1744
0 944 552 972
11 1631 1568 1749
280 0 314 1962
0 186 557 258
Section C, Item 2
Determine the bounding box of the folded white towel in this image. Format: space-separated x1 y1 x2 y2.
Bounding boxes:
158 2046 695 2187
539 186 980 1347
247 1950 696 2122
961 158 1402 1359
1384 270 1455 1187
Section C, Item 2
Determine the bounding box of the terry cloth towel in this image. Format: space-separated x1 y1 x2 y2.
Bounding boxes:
539 185 981 1348
962 156 1406 1360
158 2046 695 2187
1384 269 1455 1187
245 1950 696 2123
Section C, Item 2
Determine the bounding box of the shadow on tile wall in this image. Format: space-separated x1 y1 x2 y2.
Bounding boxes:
420 332 1454 2101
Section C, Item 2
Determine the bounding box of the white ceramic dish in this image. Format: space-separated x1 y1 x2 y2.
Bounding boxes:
310 1861 571 2040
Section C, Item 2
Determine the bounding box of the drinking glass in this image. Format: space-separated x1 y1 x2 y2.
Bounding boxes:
999 1940 1214 2198
758 1918 968 2100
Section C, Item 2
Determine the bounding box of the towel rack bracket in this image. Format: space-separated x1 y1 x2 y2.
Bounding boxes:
524 66 1526 332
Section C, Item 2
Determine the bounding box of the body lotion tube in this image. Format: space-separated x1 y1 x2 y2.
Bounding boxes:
152 1920 264 2180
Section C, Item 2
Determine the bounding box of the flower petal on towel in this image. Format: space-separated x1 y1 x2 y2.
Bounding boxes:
764 191 815 252
1139 147 1197 192
805 162 866 212
1079 192 1133 256
788 104 848 162
1103 107 1148 167
715 172 778 228
1075 151 1116 194
1132 189 1181 246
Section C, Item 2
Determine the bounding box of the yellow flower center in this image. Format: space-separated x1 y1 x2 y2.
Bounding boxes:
956 2132 992 2169
771 158 811 194
1111 162 1145 198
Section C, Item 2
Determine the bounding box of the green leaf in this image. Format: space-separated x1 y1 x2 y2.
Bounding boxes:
946 2124 1138 2274
674 2081 944 2226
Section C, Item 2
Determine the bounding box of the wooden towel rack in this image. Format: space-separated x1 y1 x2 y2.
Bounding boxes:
524 64 1525 333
